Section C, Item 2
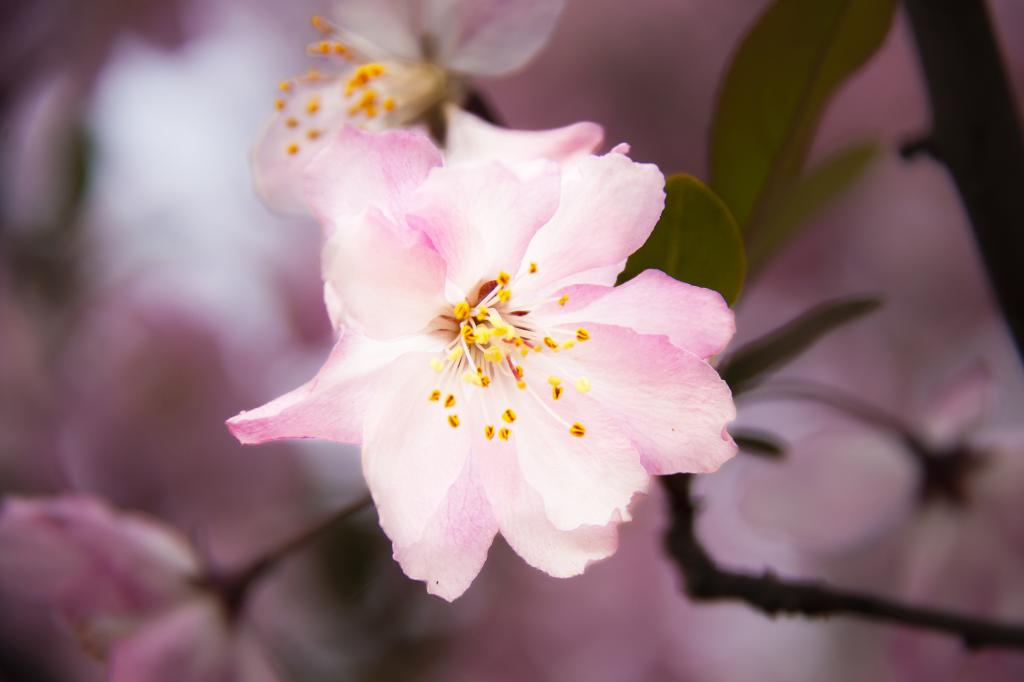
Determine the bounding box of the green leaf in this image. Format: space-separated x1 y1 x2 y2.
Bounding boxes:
710 0 894 235
621 174 746 305
747 141 881 272
731 428 787 459
720 296 882 394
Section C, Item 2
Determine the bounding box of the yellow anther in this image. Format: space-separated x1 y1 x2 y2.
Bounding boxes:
453 301 470 321
574 377 592 393
306 128 321 140
484 346 503 363
311 15 327 31
529 262 538 274
429 390 441 402
383 97 396 111
316 41 331 55
497 271 511 287
561 340 576 350
444 394 456 408
447 347 463 362
475 305 489 321
513 337 524 347
517 380 527 390
333 43 349 57
558 294 569 306
274 98 285 111
497 289 511 303
499 427 511 441
502 408 517 424
548 376 562 386
461 326 476 344
484 425 495 440
286 142 300 156
463 371 484 387
544 337 559 350
552 385 564 400
285 117 299 128
569 422 586 437
279 80 293 92
533 345 542 353
474 327 493 344
448 414 460 428
345 64 385 95
576 328 591 342
481 375 492 387
514 365 524 378
430 357 445 372
306 97 320 114
520 348 530 357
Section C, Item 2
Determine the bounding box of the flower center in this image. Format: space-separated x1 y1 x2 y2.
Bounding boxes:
426 266 593 442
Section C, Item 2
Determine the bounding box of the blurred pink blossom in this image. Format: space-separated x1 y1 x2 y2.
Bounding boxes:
229 126 737 599
0 496 280 682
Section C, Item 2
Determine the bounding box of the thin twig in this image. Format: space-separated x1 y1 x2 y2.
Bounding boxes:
661 474 1024 649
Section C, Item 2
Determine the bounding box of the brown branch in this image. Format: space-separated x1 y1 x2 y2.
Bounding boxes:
902 0 1024 362
661 474 1024 649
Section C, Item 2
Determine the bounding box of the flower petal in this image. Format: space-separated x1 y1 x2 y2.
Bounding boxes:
542 323 737 475
362 352 473 548
426 0 567 76
518 150 665 298
479 440 620 577
304 126 442 235
227 330 432 445
497 373 648 531
252 77 352 214
443 105 603 166
322 207 447 338
541 269 736 359
333 0 422 60
920 362 993 449
393 454 498 601
406 160 560 296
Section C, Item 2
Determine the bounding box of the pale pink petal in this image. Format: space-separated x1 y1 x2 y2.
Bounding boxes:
0 496 198 628
539 323 736 475
252 77 351 214
443 105 603 165
479 440 620 577
738 429 917 552
332 0 421 60
304 126 442 234
406 160 560 296
426 0 567 75
393 454 498 601
322 208 447 338
920 362 993 448
361 353 473 548
498 372 648 530
109 601 279 682
541 269 736 359
227 330 435 445
518 151 665 299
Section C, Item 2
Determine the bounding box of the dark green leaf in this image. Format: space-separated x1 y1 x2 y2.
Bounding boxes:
710 0 895 236
720 296 882 394
747 141 881 271
731 428 787 459
621 174 746 305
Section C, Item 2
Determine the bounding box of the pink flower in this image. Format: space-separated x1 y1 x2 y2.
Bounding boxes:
0 496 279 682
229 127 737 600
252 0 604 212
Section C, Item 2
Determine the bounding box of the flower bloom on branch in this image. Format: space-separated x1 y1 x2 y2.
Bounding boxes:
0 496 279 682
229 127 738 600
253 0 603 212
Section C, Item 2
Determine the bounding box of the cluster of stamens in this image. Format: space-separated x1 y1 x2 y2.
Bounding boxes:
428 264 592 442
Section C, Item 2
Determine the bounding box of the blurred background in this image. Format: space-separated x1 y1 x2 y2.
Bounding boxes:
1 0 1022 680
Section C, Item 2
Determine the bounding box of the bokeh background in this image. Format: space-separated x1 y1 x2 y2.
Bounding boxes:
1 0 1023 680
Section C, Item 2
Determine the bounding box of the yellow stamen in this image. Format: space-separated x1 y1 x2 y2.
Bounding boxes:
548 376 562 386
517 380 527 390
544 337 559 350
383 97 396 111
453 301 470 321
484 425 495 440
558 294 569 306
574 377 592 393
569 422 586 437
448 414 460 428
444 394 456 408
275 98 285 111
475 305 490 322
497 271 511 286
576 328 591 342
520 348 530 357
481 375 492 387
286 142 299 156
484 346 503 363
461 326 476 344
306 128 321 140
311 15 327 31
561 340 576 350
306 96 320 114
499 427 511 441
529 262 538 274
428 390 441 402
502 408 517 424
285 117 299 128
552 385 564 400
474 327 493 344
430 357 445 372
463 371 484 387
447 347 463 362
279 81 293 92
497 289 511 303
